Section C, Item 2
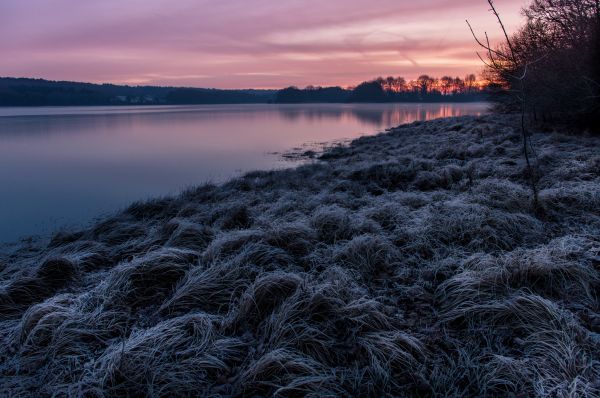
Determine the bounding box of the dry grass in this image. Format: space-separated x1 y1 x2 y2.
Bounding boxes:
0 114 599 397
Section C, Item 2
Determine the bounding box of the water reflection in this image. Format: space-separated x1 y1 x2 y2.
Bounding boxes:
273 103 483 126
0 103 488 243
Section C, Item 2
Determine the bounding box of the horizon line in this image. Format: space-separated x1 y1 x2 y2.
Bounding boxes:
1 73 484 91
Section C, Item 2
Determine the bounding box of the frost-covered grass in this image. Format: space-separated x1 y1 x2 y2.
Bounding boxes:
0 115 599 397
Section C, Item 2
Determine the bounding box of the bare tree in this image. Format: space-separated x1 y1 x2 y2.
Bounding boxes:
464 74 477 93
385 76 396 92
453 77 465 95
440 76 454 95
521 0 600 119
467 0 540 208
417 75 436 97
393 76 407 92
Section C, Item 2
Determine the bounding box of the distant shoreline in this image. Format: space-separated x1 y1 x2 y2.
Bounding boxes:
0 99 489 108
0 77 489 107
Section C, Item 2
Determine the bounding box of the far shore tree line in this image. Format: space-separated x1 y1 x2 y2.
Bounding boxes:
0 74 488 107
275 74 487 103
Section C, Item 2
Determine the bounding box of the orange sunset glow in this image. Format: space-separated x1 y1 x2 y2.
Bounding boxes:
0 0 527 88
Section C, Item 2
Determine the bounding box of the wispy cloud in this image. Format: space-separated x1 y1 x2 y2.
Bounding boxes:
0 0 527 88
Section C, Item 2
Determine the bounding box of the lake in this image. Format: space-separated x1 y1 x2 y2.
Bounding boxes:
0 103 488 243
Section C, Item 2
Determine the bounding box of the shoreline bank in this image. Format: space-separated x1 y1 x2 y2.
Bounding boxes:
1 115 599 396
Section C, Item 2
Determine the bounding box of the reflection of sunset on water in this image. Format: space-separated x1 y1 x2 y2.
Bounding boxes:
0 103 487 242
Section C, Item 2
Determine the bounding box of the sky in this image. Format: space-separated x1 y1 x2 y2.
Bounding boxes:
0 0 528 89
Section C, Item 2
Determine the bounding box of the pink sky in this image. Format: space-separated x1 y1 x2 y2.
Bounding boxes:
0 0 528 89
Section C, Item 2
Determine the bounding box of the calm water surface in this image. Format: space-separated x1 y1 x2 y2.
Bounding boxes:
0 103 488 243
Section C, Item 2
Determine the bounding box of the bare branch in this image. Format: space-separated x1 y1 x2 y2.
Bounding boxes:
487 0 517 61
466 19 507 59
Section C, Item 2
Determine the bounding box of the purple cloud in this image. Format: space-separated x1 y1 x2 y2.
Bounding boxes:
0 0 527 88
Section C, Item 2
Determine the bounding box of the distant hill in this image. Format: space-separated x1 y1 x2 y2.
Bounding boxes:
0 78 276 106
